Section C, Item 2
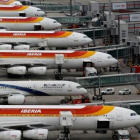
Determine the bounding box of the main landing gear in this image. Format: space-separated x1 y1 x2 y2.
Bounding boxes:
59 127 70 140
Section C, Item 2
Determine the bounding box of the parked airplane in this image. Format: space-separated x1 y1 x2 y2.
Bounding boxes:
0 31 92 49
0 105 139 140
0 17 61 31
0 50 117 79
0 81 87 105
0 0 22 6
0 5 45 17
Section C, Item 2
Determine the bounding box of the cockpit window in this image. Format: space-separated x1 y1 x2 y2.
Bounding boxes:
83 36 88 38
108 56 113 59
37 8 42 11
53 21 57 23
76 86 83 89
130 113 137 116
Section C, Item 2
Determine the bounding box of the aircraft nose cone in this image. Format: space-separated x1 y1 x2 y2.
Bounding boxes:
39 11 45 16
57 23 62 28
88 38 92 43
83 88 88 95
113 58 118 64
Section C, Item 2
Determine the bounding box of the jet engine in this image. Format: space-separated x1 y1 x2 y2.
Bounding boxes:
14 44 30 50
0 130 21 140
7 66 27 75
0 44 12 50
8 95 25 105
28 67 47 75
23 129 48 140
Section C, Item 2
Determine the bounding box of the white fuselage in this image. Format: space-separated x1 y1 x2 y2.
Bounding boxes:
0 51 117 69
0 105 139 131
0 81 87 96
0 31 92 48
0 6 45 17
0 17 61 31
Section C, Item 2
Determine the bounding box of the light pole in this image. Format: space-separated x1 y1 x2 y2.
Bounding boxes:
98 74 101 96
70 0 72 16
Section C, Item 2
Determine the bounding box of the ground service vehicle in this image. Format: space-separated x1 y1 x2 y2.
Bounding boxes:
101 88 115 95
112 130 130 140
119 89 131 95
85 67 97 77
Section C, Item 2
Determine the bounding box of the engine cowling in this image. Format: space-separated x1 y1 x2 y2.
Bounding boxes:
28 67 47 75
7 66 27 75
23 129 48 140
0 130 21 140
0 44 12 50
8 95 25 105
14 45 30 50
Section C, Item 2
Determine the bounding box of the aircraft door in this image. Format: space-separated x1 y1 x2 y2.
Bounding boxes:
97 54 102 62
116 110 123 121
73 34 78 42
19 13 26 17
34 24 42 31
33 83 37 91
68 84 72 92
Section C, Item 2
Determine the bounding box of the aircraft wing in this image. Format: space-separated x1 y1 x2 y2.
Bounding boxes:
0 121 56 131
0 92 21 98
0 60 49 68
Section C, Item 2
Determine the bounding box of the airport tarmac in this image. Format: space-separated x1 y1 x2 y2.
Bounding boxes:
47 128 139 140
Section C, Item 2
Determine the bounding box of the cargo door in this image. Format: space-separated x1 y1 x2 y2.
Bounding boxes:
97 54 102 62
116 110 123 121
97 119 110 129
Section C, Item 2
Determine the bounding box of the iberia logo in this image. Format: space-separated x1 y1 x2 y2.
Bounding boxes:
21 109 41 113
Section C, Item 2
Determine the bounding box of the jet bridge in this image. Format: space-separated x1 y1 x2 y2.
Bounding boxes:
75 44 134 59
76 73 140 88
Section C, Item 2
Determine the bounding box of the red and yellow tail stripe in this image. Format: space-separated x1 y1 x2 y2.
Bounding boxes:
0 106 115 117
0 31 73 38
0 51 96 59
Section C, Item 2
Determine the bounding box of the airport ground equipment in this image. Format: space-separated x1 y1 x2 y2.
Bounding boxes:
112 130 130 140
